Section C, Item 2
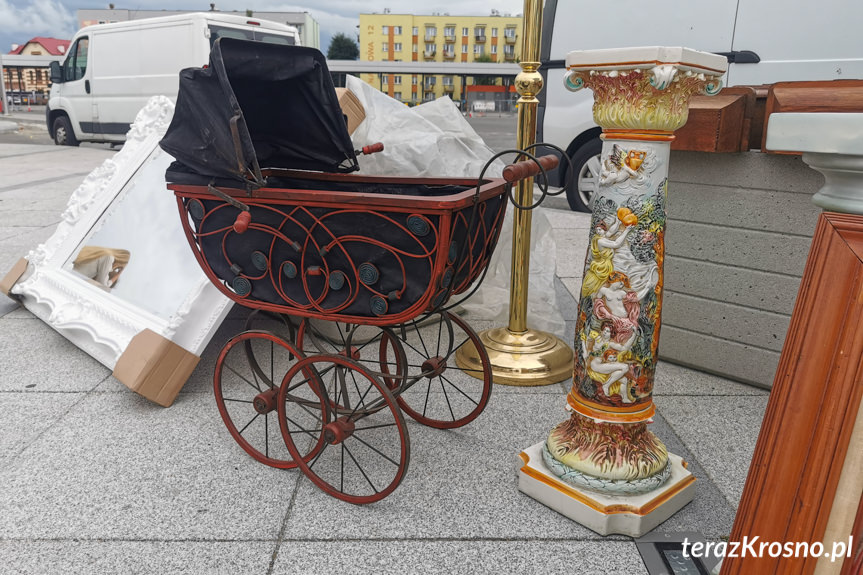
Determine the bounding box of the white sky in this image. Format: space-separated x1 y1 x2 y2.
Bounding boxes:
0 0 528 53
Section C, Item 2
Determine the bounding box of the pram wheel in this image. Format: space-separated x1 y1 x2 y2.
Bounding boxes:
278 354 411 504
388 311 492 429
214 330 305 468
243 310 297 361
296 318 407 392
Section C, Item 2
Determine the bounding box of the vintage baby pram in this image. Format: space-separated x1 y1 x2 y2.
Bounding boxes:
160 38 556 503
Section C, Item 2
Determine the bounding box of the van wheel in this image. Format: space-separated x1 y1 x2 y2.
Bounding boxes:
565 137 602 212
53 116 79 147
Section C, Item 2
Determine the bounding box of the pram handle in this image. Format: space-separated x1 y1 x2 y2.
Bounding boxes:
357 142 384 156
502 155 559 183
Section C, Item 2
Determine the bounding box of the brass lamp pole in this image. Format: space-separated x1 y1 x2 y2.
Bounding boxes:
456 0 573 385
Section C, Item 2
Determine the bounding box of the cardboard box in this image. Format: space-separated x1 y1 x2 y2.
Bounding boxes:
335 87 366 135
0 257 28 297
113 328 200 407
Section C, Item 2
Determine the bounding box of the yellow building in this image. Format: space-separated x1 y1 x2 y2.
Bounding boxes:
358 12 522 106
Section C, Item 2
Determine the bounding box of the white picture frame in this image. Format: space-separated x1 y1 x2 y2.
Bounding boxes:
10 96 232 395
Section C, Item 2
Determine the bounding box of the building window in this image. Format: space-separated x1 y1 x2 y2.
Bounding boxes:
491 45 497 54
442 76 453 86
394 75 402 85
444 26 455 36
492 28 498 37
425 26 436 39
462 44 468 54
393 26 402 34
394 92 403 101
393 42 402 52
382 75 388 84
474 45 484 55
504 27 517 38
412 76 417 85
382 25 389 34
413 43 418 52
382 44 388 52
462 27 469 36
424 43 436 55
412 26 418 35
504 45 515 56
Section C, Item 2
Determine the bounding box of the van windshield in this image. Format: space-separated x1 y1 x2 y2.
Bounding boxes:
208 25 296 47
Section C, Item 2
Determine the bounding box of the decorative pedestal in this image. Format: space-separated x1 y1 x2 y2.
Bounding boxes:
519 442 695 536
518 47 727 536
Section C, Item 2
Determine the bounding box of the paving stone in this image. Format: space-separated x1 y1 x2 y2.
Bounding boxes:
272 540 647 575
0 541 273 575
281 393 614 541
654 361 770 397
0 393 300 541
0 318 110 392
0 392 82 465
655 395 769 507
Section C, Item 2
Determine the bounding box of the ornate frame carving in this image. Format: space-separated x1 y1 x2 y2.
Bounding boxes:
10 96 232 373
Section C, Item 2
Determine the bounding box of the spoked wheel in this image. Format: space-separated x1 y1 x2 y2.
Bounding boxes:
242 310 297 388
386 311 492 428
214 330 306 468
296 318 407 392
278 354 411 504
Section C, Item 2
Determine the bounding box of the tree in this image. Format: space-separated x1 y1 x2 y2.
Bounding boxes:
328 33 359 60
473 54 497 86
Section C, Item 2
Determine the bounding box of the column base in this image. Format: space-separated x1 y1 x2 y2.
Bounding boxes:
517 441 695 537
456 326 573 386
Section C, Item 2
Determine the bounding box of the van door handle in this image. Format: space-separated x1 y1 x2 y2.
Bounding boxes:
715 50 761 64
85 80 90 94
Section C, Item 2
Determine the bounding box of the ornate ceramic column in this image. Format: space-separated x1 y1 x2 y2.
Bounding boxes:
518 47 727 537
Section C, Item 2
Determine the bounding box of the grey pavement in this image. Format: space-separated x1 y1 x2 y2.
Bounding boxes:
0 142 769 574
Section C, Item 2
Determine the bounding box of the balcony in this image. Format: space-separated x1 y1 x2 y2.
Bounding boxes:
474 34 486 43
443 84 454 92
423 48 436 59
442 50 455 60
424 34 436 42
504 31 517 44
444 35 456 43
504 51 516 61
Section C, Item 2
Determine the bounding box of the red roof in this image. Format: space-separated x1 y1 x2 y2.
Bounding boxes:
9 37 71 56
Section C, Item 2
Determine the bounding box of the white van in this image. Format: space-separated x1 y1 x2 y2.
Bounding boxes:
47 13 300 146
538 0 863 211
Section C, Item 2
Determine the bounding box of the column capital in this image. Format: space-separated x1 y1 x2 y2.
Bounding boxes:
564 46 727 133
766 112 863 214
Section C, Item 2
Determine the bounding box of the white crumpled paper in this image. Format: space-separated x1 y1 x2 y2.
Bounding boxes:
345 76 566 338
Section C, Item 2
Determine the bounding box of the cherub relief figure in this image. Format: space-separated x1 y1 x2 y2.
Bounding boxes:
599 144 647 186
582 321 638 403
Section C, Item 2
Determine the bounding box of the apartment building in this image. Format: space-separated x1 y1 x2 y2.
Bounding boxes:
359 12 522 106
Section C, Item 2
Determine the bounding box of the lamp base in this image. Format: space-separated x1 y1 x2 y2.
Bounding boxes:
518 441 695 537
455 327 572 386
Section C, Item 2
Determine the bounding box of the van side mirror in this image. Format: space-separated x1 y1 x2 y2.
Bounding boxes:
49 61 64 83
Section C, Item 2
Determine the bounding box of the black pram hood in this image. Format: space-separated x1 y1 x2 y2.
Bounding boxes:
160 37 359 185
